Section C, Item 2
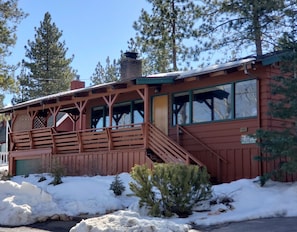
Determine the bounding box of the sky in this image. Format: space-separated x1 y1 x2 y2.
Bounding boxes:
4 0 151 105
1 164 297 231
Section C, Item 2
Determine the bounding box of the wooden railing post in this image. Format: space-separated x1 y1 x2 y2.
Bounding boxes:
143 123 148 149
77 131 83 153
106 127 113 151
51 128 56 154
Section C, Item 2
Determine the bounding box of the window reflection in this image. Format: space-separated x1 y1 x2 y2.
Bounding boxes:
235 79 257 118
172 79 257 125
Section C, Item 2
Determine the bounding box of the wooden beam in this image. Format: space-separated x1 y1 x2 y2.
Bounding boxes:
184 76 197 82
209 70 227 77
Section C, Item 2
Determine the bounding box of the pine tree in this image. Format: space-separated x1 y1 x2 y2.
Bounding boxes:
198 0 289 60
131 0 201 73
90 56 119 85
11 62 32 104
0 0 26 105
129 164 212 217
255 9 297 184
15 12 76 102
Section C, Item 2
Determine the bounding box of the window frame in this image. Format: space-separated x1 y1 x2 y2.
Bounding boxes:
171 78 258 126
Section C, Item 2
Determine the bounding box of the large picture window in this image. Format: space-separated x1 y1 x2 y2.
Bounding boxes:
193 84 231 123
172 79 257 125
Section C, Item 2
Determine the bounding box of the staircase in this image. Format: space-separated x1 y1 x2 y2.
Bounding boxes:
146 123 204 167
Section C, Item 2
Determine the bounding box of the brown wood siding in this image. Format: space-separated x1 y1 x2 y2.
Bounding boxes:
12 113 31 132
161 66 265 182
168 119 260 182
10 148 153 176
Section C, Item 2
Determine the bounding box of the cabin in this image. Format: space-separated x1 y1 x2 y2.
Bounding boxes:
0 52 292 183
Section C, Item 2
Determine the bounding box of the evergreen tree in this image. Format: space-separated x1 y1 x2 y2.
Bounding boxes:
0 0 26 105
11 61 31 104
90 56 119 85
131 0 200 73
198 0 289 60
255 12 297 184
14 12 76 102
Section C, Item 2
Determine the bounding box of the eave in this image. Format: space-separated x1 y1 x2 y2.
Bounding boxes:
135 77 175 85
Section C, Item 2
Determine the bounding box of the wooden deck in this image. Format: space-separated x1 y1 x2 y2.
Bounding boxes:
10 124 145 153
8 123 205 176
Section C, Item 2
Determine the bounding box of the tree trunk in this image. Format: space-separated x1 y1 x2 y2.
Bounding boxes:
171 0 178 71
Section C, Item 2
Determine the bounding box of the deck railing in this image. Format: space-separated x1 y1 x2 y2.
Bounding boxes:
147 123 204 166
10 124 145 153
9 123 204 167
176 124 227 182
0 152 8 165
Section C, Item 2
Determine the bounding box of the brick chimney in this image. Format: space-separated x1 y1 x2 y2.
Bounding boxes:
120 52 142 80
71 75 85 90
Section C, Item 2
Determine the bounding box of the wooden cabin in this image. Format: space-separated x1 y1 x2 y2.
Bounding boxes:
0 52 290 183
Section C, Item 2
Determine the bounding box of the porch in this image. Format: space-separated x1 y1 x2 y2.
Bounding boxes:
8 122 205 176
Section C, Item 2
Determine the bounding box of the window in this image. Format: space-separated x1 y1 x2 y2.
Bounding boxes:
91 106 106 130
133 100 144 124
171 79 257 125
173 92 190 125
91 100 144 129
193 84 231 123
235 79 257 118
113 103 131 126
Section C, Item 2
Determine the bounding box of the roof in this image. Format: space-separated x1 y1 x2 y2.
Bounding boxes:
0 52 281 114
178 57 256 79
0 81 117 113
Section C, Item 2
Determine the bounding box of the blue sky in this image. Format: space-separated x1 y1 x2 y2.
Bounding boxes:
5 0 150 105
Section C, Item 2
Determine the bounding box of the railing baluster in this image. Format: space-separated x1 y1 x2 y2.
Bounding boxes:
0 152 8 165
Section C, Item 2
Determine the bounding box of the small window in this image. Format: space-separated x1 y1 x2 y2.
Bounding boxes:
172 92 190 125
235 80 257 118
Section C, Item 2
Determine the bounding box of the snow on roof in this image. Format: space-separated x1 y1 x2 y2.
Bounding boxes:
143 57 256 80
178 57 256 79
146 71 183 78
0 81 117 113
0 56 257 113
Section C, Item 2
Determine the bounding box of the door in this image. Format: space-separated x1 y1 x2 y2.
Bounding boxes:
152 95 168 135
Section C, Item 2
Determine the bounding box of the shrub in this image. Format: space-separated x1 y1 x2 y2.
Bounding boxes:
129 163 212 217
49 159 64 186
110 174 126 196
38 176 47 182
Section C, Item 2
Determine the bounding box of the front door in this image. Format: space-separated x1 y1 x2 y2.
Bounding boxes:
152 95 168 135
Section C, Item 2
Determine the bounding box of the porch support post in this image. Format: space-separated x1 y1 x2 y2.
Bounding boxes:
143 85 149 123
27 109 38 129
74 100 88 130
49 106 61 129
103 93 118 127
144 86 149 148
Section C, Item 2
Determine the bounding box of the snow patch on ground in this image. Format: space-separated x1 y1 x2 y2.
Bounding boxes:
1 168 297 231
70 210 192 232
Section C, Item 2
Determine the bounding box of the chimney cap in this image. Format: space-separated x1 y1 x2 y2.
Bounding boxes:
124 51 138 59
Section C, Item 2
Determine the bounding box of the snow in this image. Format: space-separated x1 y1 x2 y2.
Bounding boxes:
1 164 297 231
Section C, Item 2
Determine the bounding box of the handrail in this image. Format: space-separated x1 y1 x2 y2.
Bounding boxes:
176 124 227 164
147 123 204 166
